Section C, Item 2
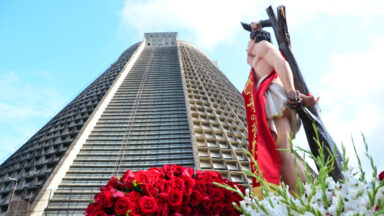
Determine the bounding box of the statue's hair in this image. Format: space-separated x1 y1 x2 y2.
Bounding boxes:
251 30 272 43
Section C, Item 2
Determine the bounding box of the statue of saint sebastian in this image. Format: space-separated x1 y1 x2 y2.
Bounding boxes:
242 21 319 197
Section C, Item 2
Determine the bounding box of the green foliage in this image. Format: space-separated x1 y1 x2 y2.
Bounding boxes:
216 124 384 215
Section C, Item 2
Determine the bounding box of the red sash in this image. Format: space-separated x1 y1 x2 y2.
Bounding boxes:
242 69 280 187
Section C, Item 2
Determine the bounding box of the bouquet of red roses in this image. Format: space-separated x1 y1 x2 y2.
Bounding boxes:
84 164 244 216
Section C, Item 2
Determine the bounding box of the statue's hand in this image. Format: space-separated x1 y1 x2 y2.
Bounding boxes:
287 90 302 109
300 93 320 107
250 22 262 31
287 90 319 109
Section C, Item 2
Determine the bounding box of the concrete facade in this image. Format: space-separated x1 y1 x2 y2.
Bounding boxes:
0 33 252 215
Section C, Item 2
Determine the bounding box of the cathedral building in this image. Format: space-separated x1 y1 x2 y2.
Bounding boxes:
0 33 251 215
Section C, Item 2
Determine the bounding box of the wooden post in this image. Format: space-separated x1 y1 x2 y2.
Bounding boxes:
265 5 344 181
26 191 32 215
6 178 18 216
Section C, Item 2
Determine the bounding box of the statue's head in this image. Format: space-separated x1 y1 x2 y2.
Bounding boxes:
251 30 272 43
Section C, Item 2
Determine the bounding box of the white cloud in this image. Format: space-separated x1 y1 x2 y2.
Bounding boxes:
292 37 384 175
270 0 384 27
0 71 65 121
0 103 45 119
320 37 384 133
121 0 384 50
317 37 384 172
121 0 265 49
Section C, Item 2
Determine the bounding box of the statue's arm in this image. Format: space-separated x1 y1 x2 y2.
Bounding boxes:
259 19 272 27
247 40 257 65
256 41 319 106
249 20 271 31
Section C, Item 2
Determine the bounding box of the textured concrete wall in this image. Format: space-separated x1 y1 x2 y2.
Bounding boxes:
0 43 140 215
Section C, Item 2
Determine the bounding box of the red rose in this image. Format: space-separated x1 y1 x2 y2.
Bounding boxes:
181 193 190 206
148 167 161 172
122 170 135 181
222 178 231 185
99 185 110 192
172 164 184 177
84 202 100 215
129 203 142 216
222 206 238 216
212 202 224 214
139 196 157 215
147 167 161 178
107 176 124 190
156 179 171 193
95 190 114 208
135 171 148 184
85 165 244 216
93 210 108 216
168 189 183 207
195 180 207 193
195 170 204 181
163 164 174 179
145 183 159 197
202 195 212 209
182 166 194 177
232 191 242 202
121 170 134 190
379 170 384 181
138 182 146 192
202 172 213 183
179 205 192 215
189 191 203 206
197 206 210 215
209 187 224 202
126 191 141 203
173 177 185 192
114 197 130 215
164 182 173 194
205 170 221 181
113 191 125 199
158 192 169 201
223 191 235 207
146 168 161 183
158 201 171 216
183 175 195 195
154 178 165 191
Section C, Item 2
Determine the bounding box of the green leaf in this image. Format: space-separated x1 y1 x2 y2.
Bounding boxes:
352 137 365 181
374 209 384 216
336 197 343 216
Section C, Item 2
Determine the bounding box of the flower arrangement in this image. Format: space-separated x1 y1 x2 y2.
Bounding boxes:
216 131 384 216
84 164 244 216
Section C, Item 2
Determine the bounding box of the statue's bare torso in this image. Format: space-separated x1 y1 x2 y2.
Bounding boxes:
247 40 293 89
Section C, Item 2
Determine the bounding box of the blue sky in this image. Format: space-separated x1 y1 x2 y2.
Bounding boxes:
1 0 384 175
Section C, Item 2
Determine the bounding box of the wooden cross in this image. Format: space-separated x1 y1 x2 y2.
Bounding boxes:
265 5 344 181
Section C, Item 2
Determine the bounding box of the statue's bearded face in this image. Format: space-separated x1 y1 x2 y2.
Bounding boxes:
251 30 272 43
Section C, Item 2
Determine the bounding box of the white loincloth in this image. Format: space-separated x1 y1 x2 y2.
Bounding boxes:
257 75 301 138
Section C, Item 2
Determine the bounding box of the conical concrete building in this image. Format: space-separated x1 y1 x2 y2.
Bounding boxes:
0 33 251 215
